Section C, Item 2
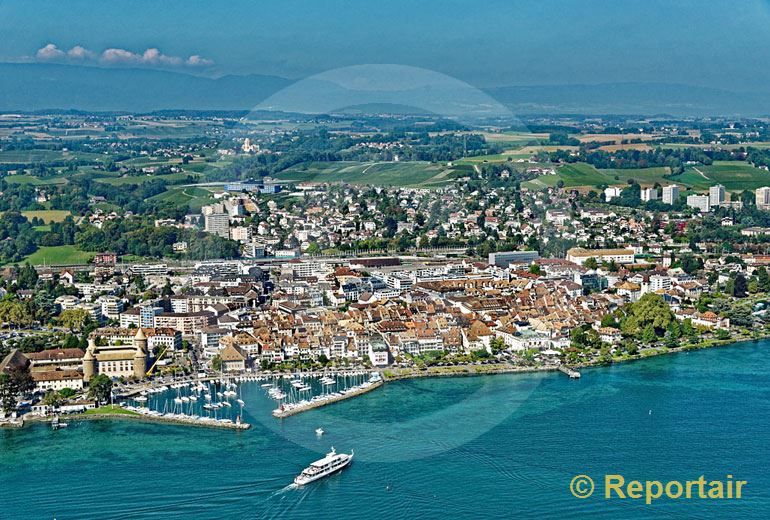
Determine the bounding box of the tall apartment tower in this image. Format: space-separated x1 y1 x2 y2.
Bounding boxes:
709 184 726 207
662 185 680 205
756 187 770 211
641 187 658 202
204 213 231 238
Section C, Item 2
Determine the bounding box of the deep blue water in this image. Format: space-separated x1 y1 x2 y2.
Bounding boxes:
3 340 770 519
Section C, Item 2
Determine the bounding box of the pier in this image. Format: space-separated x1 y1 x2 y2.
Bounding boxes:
272 378 384 418
99 406 251 429
558 366 581 379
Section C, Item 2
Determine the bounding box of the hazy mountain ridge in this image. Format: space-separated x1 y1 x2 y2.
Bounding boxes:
0 63 292 113
1 63 767 116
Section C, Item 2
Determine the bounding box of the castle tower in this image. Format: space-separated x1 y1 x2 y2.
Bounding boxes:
132 328 148 378
83 337 97 380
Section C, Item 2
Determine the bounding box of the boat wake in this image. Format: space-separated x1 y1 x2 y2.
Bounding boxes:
273 483 298 495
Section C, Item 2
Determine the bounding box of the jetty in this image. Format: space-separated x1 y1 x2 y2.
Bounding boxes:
272 377 383 418
558 366 581 379
115 406 250 429
0 416 24 429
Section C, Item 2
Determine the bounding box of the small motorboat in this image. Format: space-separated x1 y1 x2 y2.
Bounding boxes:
315 427 325 436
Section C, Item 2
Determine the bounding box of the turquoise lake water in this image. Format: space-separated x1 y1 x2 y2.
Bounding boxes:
3 340 770 519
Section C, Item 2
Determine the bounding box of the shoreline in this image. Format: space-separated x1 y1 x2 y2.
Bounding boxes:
16 409 251 431
573 333 770 371
381 364 560 382
382 334 770 382
5 335 767 431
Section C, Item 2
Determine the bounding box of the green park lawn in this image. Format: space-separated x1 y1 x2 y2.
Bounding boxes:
23 245 94 266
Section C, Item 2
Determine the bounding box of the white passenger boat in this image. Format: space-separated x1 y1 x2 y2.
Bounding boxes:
293 447 353 486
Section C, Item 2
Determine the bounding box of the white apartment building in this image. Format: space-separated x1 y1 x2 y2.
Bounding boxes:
566 248 635 266
230 225 251 242
204 213 230 238
649 274 672 292
709 184 725 207
604 187 622 201
662 185 680 205
686 194 711 213
99 296 123 320
641 187 658 202
756 187 770 211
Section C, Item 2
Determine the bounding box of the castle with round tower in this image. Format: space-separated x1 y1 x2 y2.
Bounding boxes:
83 328 149 380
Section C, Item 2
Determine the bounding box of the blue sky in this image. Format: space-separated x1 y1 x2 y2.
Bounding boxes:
2 0 770 91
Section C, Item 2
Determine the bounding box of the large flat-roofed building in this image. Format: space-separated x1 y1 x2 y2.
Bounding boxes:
566 247 635 266
686 194 711 213
488 250 540 268
204 213 230 238
31 370 84 393
26 348 86 393
25 348 84 371
89 327 182 353
153 311 214 336
225 179 281 194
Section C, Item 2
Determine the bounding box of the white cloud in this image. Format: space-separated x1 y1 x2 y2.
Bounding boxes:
100 47 141 64
67 45 95 60
36 43 66 61
186 55 214 67
33 43 213 68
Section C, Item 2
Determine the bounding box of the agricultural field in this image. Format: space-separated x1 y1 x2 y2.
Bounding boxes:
148 186 218 211
522 164 673 190
549 163 613 186
598 167 672 186
21 210 71 223
597 143 654 152
577 133 664 144
455 153 519 165
94 172 194 186
23 245 94 266
0 149 105 164
521 160 770 193
478 131 545 149
2 173 69 185
275 161 466 187
668 161 770 191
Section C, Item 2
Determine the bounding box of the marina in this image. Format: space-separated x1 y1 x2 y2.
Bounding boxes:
273 373 384 418
119 371 385 422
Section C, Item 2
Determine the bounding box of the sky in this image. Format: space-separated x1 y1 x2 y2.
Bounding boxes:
2 0 770 92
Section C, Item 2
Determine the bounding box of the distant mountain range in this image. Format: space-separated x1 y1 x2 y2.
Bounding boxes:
0 63 292 113
1 62 768 117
